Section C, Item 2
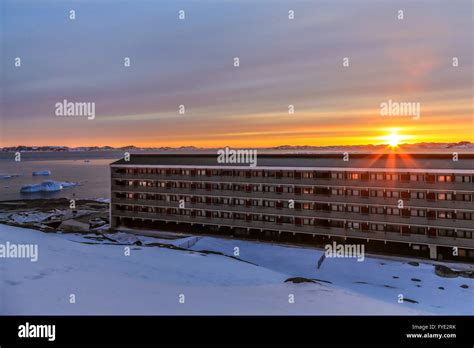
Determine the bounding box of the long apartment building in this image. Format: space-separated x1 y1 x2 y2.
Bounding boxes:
110 153 474 260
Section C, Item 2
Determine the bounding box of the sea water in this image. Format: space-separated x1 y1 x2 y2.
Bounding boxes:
0 152 121 201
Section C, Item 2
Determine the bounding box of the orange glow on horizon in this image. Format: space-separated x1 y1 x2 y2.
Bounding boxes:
2 119 469 148
378 129 405 148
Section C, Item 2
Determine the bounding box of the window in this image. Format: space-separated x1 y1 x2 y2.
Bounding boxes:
386 208 399 215
410 174 423 181
386 174 399 181
456 230 472 239
455 175 471 183
437 211 454 219
370 224 384 231
437 175 452 182
410 209 425 217
348 173 359 180
459 212 472 220
411 227 424 235
370 173 384 180
410 191 424 199
263 186 275 192
437 193 453 201
438 229 455 237
456 194 471 201
385 225 400 233
346 189 360 196
386 191 400 198
263 215 276 222
347 222 360 229
347 205 360 213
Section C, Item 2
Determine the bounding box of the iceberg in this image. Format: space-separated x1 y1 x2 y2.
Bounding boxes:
21 181 62 193
20 180 80 193
32 170 51 176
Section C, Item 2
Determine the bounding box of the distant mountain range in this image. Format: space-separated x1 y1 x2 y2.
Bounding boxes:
1 142 473 152
0 145 198 152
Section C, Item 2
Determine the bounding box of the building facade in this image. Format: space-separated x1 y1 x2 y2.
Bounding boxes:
110 153 474 260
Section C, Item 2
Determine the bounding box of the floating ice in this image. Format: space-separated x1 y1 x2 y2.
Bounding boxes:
32 170 51 176
20 180 79 193
21 181 61 193
1 174 21 179
61 181 79 188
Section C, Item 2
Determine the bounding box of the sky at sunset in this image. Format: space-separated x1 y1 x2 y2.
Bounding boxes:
1 0 473 147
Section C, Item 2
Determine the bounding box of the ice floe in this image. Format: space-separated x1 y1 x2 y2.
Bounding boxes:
1 174 21 179
32 170 51 176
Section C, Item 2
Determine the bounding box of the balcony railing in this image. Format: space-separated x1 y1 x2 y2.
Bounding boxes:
110 172 474 191
110 209 474 249
110 198 473 230
110 185 474 211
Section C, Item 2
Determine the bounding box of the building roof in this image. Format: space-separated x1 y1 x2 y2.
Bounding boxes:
110 152 474 171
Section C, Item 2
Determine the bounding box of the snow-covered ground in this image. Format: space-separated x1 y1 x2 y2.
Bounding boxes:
187 237 474 315
0 224 471 315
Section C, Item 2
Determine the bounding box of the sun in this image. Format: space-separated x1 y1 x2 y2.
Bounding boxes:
379 128 405 148
387 130 402 147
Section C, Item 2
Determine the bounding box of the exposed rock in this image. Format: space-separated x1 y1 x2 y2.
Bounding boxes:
434 265 459 278
59 219 90 232
285 277 316 284
434 265 474 279
403 298 419 304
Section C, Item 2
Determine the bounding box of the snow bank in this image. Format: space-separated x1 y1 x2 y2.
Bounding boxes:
7 212 54 223
94 198 110 203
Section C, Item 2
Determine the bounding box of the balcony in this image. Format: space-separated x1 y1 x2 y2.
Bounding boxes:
110 209 474 249
110 198 473 230
110 172 473 191
110 184 473 211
